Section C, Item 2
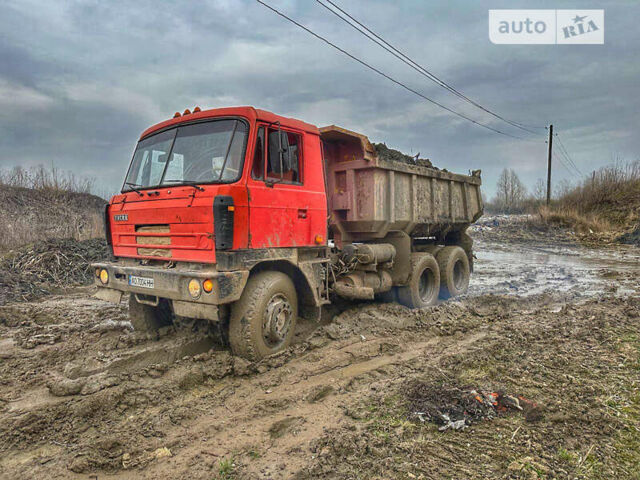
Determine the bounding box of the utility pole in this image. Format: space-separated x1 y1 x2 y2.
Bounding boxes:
546 124 553 205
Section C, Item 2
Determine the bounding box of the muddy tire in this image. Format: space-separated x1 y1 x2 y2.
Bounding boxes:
458 231 474 270
128 295 173 332
229 271 298 361
396 253 440 308
416 244 443 257
436 246 470 299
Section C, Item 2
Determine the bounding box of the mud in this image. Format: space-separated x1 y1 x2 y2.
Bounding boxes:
0 217 639 479
470 215 640 297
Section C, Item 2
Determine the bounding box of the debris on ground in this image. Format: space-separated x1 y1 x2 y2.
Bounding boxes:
0 238 107 304
617 224 640 246
407 380 527 430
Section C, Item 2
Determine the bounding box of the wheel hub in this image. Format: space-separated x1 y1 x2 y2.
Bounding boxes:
263 294 293 347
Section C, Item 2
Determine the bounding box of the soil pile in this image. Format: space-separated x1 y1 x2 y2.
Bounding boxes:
0 184 105 250
0 238 108 304
373 142 433 168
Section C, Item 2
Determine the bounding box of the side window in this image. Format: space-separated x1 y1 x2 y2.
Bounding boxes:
252 127 265 180
267 129 302 184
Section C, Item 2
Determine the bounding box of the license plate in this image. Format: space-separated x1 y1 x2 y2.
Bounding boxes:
129 275 154 289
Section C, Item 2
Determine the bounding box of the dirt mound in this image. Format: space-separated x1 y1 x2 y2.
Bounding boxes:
0 238 108 304
0 184 105 250
373 143 434 168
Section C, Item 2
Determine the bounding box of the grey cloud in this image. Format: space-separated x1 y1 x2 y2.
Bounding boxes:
0 0 638 198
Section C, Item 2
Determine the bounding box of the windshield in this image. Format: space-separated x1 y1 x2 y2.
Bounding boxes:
123 119 248 191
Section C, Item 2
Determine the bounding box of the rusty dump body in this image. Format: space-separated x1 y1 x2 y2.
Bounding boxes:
321 126 483 244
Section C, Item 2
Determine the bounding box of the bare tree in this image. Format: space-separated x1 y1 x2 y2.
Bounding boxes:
533 178 546 203
554 179 573 199
494 168 527 213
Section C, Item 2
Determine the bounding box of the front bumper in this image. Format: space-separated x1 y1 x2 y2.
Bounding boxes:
91 261 249 309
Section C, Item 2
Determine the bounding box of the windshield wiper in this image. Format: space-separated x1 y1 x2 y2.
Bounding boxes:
163 180 205 192
124 182 144 196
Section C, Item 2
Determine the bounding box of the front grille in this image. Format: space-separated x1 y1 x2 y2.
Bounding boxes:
136 225 171 257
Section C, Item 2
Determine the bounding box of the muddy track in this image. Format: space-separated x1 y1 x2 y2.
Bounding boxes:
0 226 639 479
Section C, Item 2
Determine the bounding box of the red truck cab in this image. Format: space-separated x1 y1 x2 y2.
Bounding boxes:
94 107 330 359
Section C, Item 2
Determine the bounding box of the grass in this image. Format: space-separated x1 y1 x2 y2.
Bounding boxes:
0 165 106 251
537 205 612 233
539 159 640 234
217 456 235 479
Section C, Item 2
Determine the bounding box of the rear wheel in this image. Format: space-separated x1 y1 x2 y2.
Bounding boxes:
396 253 440 308
128 294 173 332
436 246 470 299
229 271 298 361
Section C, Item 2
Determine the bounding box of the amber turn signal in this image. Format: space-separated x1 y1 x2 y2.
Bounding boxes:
314 234 324 245
203 279 214 293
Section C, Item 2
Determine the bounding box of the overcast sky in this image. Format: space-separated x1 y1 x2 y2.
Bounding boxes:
0 0 638 198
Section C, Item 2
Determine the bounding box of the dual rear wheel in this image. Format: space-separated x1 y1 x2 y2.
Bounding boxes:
394 245 470 308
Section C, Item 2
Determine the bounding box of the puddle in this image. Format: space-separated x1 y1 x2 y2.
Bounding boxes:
469 239 640 297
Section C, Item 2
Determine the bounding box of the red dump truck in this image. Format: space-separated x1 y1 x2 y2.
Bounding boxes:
93 106 483 360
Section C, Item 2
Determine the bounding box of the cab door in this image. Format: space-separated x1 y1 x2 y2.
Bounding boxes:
248 124 317 248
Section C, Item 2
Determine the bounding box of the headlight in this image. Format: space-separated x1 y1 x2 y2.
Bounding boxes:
99 269 109 284
188 279 201 298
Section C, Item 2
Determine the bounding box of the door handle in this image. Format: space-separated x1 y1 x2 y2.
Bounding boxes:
298 209 308 219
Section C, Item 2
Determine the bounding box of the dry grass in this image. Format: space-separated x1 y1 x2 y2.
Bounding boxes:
553 160 640 226
539 160 640 235
538 205 612 234
0 165 106 251
0 165 96 194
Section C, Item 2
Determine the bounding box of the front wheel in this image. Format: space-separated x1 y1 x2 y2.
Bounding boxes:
229 271 298 361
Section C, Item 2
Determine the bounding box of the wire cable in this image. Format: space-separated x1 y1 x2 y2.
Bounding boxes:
316 0 546 134
555 134 583 176
256 0 527 140
552 144 577 176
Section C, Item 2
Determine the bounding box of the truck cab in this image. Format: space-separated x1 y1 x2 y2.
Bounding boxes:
94 107 330 359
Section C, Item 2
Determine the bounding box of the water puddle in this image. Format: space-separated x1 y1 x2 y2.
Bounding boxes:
470 239 640 297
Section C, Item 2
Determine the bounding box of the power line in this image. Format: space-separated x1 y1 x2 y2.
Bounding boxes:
316 0 546 135
555 133 583 176
256 0 527 140
553 138 581 177
552 144 577 176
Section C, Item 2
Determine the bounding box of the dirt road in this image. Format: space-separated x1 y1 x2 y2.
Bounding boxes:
1 218 639 479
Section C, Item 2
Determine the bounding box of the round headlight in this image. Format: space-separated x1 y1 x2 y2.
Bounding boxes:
188 279 201 298
99 269 109 284
203 279 214 293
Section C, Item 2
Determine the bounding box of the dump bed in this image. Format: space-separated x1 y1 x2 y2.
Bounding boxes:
320 126 483 243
